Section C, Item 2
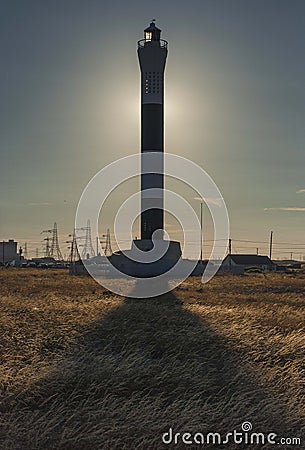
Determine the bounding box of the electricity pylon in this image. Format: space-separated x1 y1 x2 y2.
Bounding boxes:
41 222 63 261
67 229 81 263
103 229 112 257
81 220 95 259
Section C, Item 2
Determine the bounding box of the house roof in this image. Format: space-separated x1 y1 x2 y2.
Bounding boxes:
226 254 275 265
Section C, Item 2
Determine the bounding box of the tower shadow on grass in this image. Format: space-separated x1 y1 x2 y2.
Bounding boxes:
1 285 303 450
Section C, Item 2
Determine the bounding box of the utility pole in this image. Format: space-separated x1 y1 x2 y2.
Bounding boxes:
200 202 203 264
290 252 293 261
229 238 232 272
2 241 4 265
101 229 112 257
256 247 259 255
269 231 273 260
67 233 74 264
24 242 28 259
67 229 81 264
96 236 99 256
44 237 50 257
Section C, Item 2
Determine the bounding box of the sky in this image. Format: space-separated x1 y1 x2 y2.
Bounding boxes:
0 0 305 259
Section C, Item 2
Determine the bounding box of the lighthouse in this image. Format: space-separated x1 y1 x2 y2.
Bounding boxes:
109 21 182 277
137 21 167 240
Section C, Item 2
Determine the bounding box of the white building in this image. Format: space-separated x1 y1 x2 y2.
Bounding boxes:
222 254 277 273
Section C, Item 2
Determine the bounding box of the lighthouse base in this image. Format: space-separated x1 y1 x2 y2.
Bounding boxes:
109 239 182 277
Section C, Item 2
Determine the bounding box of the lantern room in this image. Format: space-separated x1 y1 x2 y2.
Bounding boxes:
144 20 161 42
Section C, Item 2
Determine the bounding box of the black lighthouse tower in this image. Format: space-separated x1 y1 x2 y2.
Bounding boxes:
137 21 168 240
110 21 182 277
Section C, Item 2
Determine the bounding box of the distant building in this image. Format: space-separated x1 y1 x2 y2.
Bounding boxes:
0 240 20 263
222 254 277 273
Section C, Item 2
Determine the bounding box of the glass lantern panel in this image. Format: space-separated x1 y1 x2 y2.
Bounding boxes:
145 32 152 42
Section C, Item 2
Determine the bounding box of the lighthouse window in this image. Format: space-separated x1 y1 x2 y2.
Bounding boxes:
145 32 152 42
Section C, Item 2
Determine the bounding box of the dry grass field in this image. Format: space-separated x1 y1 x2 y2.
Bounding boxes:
0 269 304 449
